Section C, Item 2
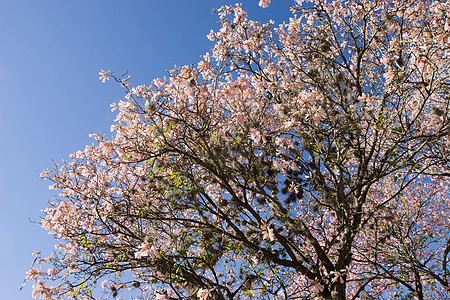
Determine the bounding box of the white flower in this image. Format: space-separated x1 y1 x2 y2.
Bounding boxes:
99 69 111 83
258 0 271 8
197 288 211 300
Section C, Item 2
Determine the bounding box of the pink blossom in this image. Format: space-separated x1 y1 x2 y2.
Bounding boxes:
262 225 276 242
153 78 165 88
32 281 53 300
134 243 158 259
25 269 44 281
258 0 271 8
155 291 168 300
98 69 110 83
197 288 211 300
265 64 277 75
198 60 210 73
207 30 216 41
249 128 262 144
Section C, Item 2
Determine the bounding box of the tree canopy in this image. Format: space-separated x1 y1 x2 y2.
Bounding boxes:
26 0 450 299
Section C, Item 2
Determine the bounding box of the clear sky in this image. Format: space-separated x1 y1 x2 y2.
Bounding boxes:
0 1 290 299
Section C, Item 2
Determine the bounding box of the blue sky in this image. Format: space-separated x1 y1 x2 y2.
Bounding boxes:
0 1 290 299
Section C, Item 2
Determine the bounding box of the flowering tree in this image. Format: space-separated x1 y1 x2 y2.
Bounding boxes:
26 0 450 299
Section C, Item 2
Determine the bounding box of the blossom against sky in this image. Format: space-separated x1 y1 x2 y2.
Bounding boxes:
0 1 288 299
